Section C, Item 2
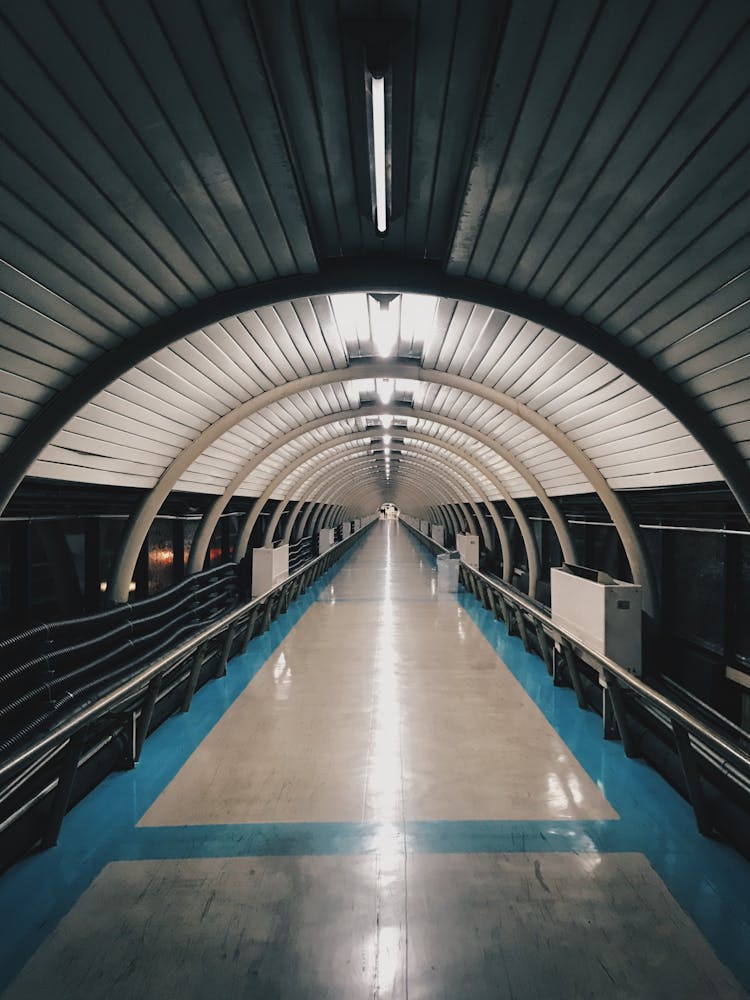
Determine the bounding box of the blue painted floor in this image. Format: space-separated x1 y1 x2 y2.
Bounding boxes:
1 521 749 998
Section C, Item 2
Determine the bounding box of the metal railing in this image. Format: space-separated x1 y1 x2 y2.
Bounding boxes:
288 535 314 573
0 563 238 757
402 518 750 845
0 518 375 866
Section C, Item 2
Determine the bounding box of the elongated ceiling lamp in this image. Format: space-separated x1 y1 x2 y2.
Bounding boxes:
372 73 387 233
377 378 394 405
369 292 399 357
365 32 393 236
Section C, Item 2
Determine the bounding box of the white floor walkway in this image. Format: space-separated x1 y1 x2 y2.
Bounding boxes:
3 521 747 999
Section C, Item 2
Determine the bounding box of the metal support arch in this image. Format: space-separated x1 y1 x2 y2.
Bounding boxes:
274 445 500 566
225 431 518 582
104 359 649 609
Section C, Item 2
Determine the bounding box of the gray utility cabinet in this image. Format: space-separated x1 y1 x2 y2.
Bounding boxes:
550 565 642 675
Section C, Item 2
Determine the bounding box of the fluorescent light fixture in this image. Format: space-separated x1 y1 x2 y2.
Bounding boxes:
381 414 393 428
377 379 393 405
372 295 397 357
372 75 387 234
383 434 391 445
384 447 390 455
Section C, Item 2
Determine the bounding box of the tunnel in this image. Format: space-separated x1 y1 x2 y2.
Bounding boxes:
0 1 749 996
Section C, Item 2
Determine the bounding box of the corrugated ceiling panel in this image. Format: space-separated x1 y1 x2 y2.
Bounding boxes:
1 1 746 514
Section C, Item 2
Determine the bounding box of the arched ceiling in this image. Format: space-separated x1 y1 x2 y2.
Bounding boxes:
17 292 719 496
1 0 749 562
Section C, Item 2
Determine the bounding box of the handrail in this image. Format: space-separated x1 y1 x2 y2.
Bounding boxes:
468 563 750 773
402 516 750 841
0 520 375 786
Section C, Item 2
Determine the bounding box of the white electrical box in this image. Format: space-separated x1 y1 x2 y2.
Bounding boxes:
437 552 460 592
251 544 289 597
456 533 479 569
551 565 642 675
318 528 335 554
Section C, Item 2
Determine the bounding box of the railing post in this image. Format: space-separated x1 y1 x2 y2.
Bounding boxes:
135 675 163 761
514 608 531 651
561 642 587 710
240 607 260 652
603 671 639 759
495 593 509 627
601 678 619 740
485 587 498 619
552 643 569 688
260 595 274 633
534 622 553 676
215 623 237 679
672 721 713 836
118 711 137 770
181 641 208 713
41 726 88 848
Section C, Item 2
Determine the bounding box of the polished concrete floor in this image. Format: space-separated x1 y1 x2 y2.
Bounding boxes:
1 521 749 998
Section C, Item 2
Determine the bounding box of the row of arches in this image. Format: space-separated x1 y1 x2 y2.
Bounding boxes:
5 270 750 621
97 354 658 609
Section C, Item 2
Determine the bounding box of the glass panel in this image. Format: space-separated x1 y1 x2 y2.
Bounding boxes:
148 517 175 595
28 520 84 621
0 523 12 632
663 530 725 652
208 521 224 568
225 514 239 561
182 520 199 573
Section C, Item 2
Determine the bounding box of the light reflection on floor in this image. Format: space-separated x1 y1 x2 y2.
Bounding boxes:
1 520 748 998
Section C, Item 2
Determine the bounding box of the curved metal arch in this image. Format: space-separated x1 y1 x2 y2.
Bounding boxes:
277 463 443 542
288 460 460 540
262 439 510 577
244 438 472 554
309 471 458 538
250 450 464 544
255 399 558 554
333 476 441 526
186 404 377 572
371 464 492 546
385 434 539 587
3 258 746 550
186 398 536 572
286 448 482 544
221 432 515 580
245 426 528 586
295 466 451 539
280 454 491 549
105 357 650 610
266 447 492 549
290 442 490 548
407 407 575 563
327 480 468 545
286 466 461 543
